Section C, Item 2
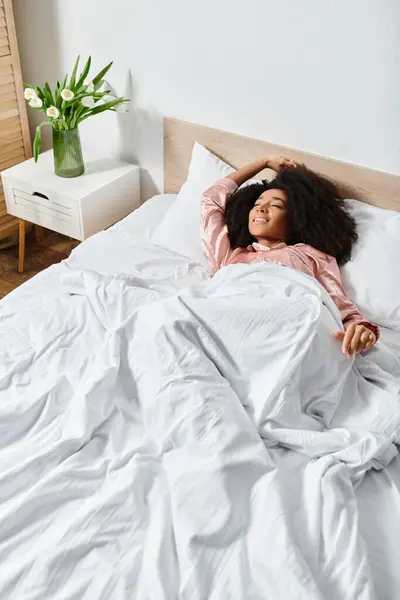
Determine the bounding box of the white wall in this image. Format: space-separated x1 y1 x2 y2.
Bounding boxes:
13 0 400 199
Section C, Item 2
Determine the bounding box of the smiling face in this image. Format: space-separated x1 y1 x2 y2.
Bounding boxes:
248 188 289 245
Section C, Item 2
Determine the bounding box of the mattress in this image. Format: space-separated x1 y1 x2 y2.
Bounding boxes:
2 195 400 599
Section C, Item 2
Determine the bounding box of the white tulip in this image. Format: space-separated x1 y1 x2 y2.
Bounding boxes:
24 88 38 101
102 94 116 103
61 88 74 101
94 99 105 107
46 105 60 119
115 103 128 113
84 79 94 93
28 97 43 108
81 96 95 108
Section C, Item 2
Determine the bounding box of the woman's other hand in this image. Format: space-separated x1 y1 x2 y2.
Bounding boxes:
266 156 297 173
333 324 377 358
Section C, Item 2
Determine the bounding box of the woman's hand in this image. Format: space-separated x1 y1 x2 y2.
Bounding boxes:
333 324 377 358
227 156 296 187
266 156 297 173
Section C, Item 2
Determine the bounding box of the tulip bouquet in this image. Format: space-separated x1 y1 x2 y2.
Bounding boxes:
24 56 128 177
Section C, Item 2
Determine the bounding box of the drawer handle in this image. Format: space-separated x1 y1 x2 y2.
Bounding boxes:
33 191 49 200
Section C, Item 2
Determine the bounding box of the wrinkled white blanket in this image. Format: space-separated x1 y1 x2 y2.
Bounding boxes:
0 246 399 600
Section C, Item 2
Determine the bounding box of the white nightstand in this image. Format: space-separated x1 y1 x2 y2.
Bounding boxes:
1 150 140 272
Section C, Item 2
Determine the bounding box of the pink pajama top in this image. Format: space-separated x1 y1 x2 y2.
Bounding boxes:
201 178 379 338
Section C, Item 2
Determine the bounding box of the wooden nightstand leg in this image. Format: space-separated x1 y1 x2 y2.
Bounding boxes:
35 225 44 242
18 219 26 273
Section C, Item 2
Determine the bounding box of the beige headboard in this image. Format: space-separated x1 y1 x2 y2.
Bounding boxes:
164 118 400 212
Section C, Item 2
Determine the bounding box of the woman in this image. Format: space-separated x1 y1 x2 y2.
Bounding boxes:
200 155 378 357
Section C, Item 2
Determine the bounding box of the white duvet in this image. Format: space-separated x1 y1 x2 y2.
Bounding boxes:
1 233 399 600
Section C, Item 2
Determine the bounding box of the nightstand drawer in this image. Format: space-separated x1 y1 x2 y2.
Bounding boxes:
4 179 81 239
13 188 74 221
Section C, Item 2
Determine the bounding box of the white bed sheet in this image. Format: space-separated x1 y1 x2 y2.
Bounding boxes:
356 455 400 599
1 199 400 599
355 327 400 599
379 326 400 360
3 193 178 306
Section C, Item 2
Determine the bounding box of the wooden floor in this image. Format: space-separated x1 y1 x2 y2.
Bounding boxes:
0 230 79 299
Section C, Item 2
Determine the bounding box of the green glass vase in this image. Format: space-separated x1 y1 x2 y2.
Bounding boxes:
52 127 85 178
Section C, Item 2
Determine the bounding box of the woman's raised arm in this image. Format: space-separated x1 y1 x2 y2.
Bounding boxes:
226 156 297 187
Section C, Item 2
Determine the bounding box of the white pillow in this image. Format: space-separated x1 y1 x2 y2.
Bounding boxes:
110 194 177 241
341 200 400 329
150 143 234 266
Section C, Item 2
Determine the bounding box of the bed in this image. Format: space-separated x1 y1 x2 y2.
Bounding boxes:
1 118 400 600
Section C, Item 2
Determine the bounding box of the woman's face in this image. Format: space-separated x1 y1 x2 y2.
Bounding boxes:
248 189 289 243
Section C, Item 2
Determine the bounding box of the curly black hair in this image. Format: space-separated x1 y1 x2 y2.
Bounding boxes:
225 165 358 266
